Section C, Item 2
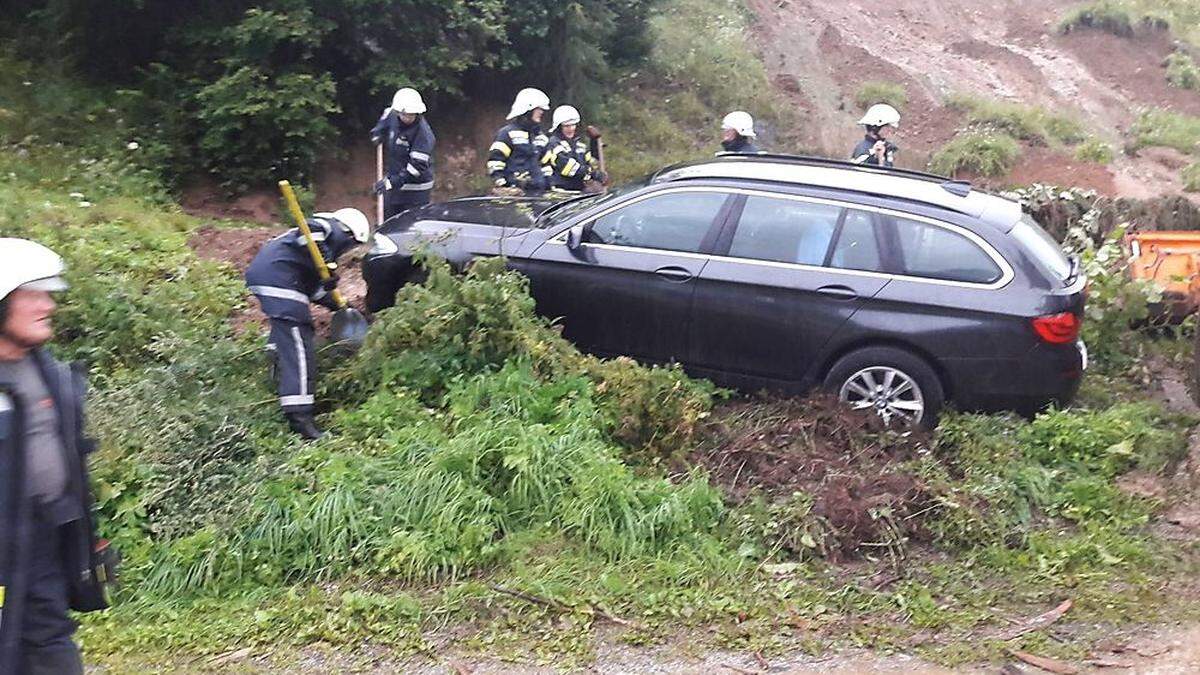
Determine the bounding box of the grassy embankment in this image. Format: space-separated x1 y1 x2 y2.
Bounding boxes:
3 14 1200 670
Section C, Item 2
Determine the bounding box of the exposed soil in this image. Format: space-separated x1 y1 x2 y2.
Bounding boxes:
688 397 931 559
745 0 1200 200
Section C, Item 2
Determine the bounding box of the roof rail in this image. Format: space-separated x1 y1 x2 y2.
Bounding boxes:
707 152 964 184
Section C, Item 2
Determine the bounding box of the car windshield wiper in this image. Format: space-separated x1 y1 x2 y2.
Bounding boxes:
535 193 601 226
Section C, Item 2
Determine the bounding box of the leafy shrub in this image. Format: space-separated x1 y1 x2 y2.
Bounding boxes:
1130 108 1200 154
928 131 1020 176
1072 226 1162 367
1166 51 1200 90
854 81 908 111
1075 137 1115 163
925 401 1189 551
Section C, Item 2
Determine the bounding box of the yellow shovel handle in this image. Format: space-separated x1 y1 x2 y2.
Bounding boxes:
278 180 346 309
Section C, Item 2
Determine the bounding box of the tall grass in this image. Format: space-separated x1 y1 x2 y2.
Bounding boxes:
928 131 1020 176
945 93 1086 146
1060 0 1200 46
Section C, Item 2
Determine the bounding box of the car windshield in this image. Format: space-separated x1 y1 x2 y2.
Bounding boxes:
1012 215 1073 283
535 176 651 228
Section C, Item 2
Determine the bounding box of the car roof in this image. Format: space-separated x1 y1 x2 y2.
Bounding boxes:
651 153 1024 231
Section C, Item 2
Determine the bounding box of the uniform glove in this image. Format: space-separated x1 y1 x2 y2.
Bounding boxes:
586 125 602 139
321 273 340 292
592 170 608 184
373 177 392 194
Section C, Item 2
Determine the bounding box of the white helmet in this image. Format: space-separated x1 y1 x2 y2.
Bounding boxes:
0 238 67 303
551 105 581 132
316 208 370 244
858 103 901 129
391 87 426 115
507 87 551 120
721 111 757 138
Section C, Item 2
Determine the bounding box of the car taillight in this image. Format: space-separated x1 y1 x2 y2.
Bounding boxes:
1031 312 1080 344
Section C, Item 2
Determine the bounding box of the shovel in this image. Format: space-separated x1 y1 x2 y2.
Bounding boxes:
278 180 369 346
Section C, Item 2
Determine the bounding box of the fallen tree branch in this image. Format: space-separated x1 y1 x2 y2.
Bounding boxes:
488 584 641 629
1009 650 1079 674
994 599 1073 641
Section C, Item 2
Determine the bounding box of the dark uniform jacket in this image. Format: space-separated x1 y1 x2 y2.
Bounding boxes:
721 136 761 154
370 110 436 194
0 349 105 673
244 217 359 324
487 118 552 191
543 132 599 192
851 135 897 167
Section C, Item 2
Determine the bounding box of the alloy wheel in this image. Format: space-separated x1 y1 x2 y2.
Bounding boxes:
838 366 925 426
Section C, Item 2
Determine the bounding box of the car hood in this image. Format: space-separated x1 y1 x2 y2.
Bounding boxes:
379 195 564 234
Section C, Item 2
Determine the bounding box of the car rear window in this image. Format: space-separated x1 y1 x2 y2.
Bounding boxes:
1012 215 1072 282
892 215 1002 284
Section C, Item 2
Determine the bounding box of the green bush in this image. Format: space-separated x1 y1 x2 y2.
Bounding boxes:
928 131 1020 176
1130 108 1200 154
854 81 908 111
1075 137 1115 163
1166 51 1200 90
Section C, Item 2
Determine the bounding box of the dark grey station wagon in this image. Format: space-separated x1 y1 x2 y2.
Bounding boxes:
364 154 1087 426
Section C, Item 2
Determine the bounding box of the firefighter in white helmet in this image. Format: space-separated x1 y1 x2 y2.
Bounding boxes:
487 88 553 194
371 87 436 219
852 103 901 167
244 209 370 439
542 105 607 193
0 238 112 674
720 111 762 154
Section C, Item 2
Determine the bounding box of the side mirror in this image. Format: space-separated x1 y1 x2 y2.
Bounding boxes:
566 224 586 251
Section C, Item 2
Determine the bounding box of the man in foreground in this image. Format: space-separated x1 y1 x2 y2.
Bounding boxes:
0 238 109 674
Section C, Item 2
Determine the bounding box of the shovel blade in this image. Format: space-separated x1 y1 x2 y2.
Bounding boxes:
329 308 369 346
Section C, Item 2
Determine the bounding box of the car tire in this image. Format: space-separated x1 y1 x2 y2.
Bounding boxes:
823 346 945 429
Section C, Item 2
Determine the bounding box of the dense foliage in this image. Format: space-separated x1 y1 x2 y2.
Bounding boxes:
1 0 660 189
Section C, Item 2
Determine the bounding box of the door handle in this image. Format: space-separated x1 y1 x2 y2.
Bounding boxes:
816 284 859 300
654 266 694 282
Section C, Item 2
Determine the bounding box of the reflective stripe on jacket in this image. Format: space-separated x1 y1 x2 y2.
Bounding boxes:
370 110 436 192
244 218 358 323
487 120 551 189
543 133 598 192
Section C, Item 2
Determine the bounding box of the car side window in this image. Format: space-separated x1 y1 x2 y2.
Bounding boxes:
828 209 883 272
891 215 1002 284
588 191 728 253
728 196 841 265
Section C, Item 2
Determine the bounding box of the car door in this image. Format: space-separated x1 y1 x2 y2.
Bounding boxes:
688 194 890 384
520 188 734 364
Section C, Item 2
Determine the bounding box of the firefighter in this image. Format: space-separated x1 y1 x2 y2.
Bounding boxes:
0 238 111 674
851 103 901 167
487 88 553 195
371 87 436 220
244 209 369 439
720 111 762 154
542 105 607 193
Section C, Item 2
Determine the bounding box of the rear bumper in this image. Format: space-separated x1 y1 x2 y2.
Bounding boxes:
941 341 1085 416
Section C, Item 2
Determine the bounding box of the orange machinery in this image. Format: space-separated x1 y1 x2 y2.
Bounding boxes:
1125 231 1200 318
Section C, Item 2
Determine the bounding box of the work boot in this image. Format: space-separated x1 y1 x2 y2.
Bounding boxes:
286 412 324 440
